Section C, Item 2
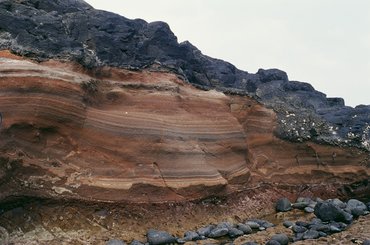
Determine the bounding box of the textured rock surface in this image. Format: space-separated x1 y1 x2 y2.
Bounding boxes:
0 1 369 243
0 0 369 151
0 51 369 203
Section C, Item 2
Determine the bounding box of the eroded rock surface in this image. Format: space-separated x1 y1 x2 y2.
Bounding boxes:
0 51 369 204
0 1 369 243
0 0 369 151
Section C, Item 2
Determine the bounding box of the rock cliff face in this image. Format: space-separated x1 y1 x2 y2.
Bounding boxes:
0 0 369 205
0 51 369 204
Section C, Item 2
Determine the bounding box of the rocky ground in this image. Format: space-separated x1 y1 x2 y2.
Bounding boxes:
1 193 370 244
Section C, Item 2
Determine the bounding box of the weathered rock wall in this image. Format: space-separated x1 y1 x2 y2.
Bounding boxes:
0 51 369 203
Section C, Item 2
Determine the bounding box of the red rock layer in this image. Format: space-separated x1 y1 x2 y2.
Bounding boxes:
0 51 368 203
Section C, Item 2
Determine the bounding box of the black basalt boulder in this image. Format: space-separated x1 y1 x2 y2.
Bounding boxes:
314 201 353 224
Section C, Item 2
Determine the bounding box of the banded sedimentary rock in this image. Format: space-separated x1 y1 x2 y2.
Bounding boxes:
0 51 369 203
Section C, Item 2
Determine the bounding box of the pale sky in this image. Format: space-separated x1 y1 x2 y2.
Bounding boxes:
85 0 370 107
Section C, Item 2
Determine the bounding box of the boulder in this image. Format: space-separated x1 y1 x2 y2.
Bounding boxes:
183 231 200 241
237 223 252 234
129 240 144 245
292 202 309 209
245 221 260 229
197 225 215 237
276 198 292 212
208 227 228 238
345 199 367 217
270 233 289 245
146 229 176 245
304 207 314 213
228 228 244 238
265 240 280 245
314 201 353 224
292 225 307 233
106 240 126 245
302 230 319 240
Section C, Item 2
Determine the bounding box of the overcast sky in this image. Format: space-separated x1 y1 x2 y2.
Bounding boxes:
85 0 370 107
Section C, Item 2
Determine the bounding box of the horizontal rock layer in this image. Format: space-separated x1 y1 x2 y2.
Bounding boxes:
1 0 369 151
0 51 369 203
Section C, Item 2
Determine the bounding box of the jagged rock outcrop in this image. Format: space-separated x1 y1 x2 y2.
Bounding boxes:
0 0 369 204
1 0 369 151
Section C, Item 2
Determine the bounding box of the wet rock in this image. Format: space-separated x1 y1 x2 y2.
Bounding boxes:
292 225 307 233
197 225 215 237
283 220 294 228
245 221 260 229
318 231 327 237
302 230 320 240
241 242 258 245
345 199 367 217
146 229 176 245
183 231 200 241
363 239 370 245
106 240 126 245
276 198 292 212
237 223 252 234
270 233 289 245
208 227 229 238
130 240 144 245
304 207 314 213
314 200 353 223
228 228 244 238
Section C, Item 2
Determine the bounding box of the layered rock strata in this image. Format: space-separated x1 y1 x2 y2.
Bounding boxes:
1 0 369 151
0 51 369 203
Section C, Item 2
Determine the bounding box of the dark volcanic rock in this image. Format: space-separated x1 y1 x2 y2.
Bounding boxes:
292 225 307 234
283 220 294 228
0 0 369 151
146 229 176 245
106 240 126 245
265 240 280 245
302 230 320 240
276 198 292 212
345 199 368 217
314 201 353 224
208 227 229 238
129 240 144 245
270 233 289 245
228 228 244 238
197 225 215 238
183 231 200 241
237 223 252 234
